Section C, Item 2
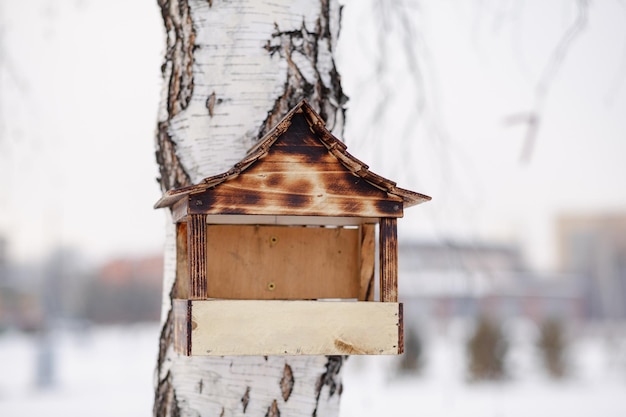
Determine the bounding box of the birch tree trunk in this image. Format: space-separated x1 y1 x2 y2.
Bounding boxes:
153 1 348 416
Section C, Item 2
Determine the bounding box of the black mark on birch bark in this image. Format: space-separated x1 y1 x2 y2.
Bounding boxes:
158 0 196 118
312 356 344 417
197 379 203 394
265 400 281 417
155 0 194 192
206 91 216 117
280 364 294 402
219 407 225 417
241 386 251 413
260 0 347 142
156 121 192 192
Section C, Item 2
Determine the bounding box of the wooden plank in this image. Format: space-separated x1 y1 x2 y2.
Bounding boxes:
205 225 360 300
188 214 207 299
359 224 375 301
175 222 189 299
191 188 402 218
185 300 402 355
173 299 191 356
171 197 188 223
379 218 398 302
205 214 377 226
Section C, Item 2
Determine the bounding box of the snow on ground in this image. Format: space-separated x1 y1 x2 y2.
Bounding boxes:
0 322 625 417
0 324 159 416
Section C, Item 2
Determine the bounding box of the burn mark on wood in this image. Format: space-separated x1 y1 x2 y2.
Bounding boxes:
280 364 295 402
265 399 281 417
313 356 343 417
289 179 314 196
241 386 250 413
266 174 284 188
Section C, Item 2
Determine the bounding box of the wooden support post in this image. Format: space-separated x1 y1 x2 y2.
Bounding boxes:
175 222 189 299
359 224 376 301
379 218 398 302
187 214 207 299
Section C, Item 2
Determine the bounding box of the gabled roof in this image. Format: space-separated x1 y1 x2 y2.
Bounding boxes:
155 100 430 217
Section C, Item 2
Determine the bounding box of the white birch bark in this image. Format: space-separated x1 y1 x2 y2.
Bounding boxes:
154 1 347 416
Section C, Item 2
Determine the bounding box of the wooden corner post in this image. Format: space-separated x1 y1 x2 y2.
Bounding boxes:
379 218 398 302
188 213 207 299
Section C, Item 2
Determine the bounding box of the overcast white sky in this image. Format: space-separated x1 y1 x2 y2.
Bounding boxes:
1 0 626 270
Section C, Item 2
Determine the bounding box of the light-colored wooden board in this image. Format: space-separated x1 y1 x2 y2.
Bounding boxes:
205 225 360 299
182 300 402 355
204 214 378 226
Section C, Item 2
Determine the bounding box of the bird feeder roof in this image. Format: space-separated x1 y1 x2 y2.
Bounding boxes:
154 100 430 218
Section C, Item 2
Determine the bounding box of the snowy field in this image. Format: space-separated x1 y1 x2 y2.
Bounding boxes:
0 322 625 417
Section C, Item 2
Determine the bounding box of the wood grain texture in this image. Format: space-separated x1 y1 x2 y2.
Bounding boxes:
171 197 189 223
176 300 402 355
206 225 360 299
359 224 375 301
173 299 192 356
175 222 189 299
187 214 207 299
379 218 398 302
204 215 377 226
188 113 405 218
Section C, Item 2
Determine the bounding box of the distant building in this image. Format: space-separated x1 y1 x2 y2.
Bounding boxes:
557 213 626 320
83 255 163 323
399 240 582 324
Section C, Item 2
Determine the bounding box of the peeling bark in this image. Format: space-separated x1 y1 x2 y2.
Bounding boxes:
153 1 347 416
265 400 281 417
280 364 294 402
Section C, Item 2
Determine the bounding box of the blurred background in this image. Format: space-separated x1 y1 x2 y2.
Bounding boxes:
1 0 626 416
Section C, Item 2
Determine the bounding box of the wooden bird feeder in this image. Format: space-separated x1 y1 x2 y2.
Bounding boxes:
155 100 430 356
